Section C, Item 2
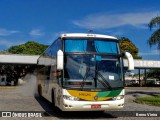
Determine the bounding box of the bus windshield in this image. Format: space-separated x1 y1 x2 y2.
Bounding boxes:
63 54 123 90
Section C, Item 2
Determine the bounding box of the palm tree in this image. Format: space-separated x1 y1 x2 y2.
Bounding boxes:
148 16 160 50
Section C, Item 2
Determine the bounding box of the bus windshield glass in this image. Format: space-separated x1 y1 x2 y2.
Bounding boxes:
64 54 123 90
64 39 118 54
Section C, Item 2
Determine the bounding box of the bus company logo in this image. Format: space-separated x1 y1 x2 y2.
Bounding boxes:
79 93 91 96
94 96 98 101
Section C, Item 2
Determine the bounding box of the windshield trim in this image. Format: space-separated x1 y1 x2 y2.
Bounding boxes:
63 37 119 42
64 52 122 57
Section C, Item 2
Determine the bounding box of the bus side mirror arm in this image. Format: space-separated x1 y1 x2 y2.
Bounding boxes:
57 50 64 70
125 52 134 71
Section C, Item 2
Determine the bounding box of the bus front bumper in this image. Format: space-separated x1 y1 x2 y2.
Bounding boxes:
61 99 124 111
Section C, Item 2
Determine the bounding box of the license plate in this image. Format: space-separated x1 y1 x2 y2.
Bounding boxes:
91 104 101 109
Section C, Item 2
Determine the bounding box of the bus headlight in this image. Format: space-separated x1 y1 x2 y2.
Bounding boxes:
116 95 124 100
112 95 124 100
63 95 80 101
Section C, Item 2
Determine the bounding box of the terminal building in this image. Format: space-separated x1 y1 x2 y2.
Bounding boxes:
0 54 159 86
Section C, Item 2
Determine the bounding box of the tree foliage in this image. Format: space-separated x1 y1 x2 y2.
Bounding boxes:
8 41 48 55
148 16 160 50
119 37 142 59
147 69 160 80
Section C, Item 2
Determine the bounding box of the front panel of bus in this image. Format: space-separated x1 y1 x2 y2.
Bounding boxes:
60 37 125 111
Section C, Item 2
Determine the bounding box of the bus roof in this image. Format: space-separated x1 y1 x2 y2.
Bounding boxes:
60 33 118 40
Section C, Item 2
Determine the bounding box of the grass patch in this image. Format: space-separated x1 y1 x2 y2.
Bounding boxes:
134 96 160 106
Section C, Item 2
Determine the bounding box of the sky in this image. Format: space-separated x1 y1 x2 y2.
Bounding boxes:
0 0 160 60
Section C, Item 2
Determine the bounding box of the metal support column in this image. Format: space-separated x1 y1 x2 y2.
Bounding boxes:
139 69 141 86
144 69 147 86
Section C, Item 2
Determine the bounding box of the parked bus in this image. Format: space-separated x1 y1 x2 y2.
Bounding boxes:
37 33 134 111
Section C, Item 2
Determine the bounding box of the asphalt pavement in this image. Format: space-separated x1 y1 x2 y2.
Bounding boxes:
0 74 159 120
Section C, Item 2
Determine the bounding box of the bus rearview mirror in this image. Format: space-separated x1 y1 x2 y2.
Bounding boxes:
57 50 64 70
125 52 134 71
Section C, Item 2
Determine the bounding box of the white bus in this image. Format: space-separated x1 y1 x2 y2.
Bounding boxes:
37 33 134 111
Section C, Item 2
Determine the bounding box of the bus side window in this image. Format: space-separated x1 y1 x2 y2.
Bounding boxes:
51 68 61 78
45 66 51 80
50 66 57 83
49 38 61 56
50 65 62 85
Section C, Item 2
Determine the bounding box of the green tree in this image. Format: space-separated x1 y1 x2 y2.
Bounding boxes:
148 16 160 50
147 69 160 80
119 37 142 59
8 41 48 55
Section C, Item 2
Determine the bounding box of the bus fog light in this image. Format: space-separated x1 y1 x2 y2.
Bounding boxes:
64 104 68 107
118 104 124 107
63 95 80 101
69 105 72 108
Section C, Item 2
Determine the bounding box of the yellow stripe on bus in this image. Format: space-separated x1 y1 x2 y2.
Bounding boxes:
67 90 112 101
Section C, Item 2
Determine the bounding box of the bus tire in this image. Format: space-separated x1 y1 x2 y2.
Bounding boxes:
38 84 42 97
52 89 56 108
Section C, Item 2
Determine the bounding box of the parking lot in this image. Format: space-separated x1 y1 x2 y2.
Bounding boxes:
0 74 159 120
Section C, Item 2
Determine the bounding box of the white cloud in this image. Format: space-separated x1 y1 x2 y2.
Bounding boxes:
139 50 159 56
106 30 124 36
29 29 45 37
73 11 159 29
0 28 19 36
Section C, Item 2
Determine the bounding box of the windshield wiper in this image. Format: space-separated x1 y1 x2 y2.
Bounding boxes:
80 66 90 90
95 70 112 90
